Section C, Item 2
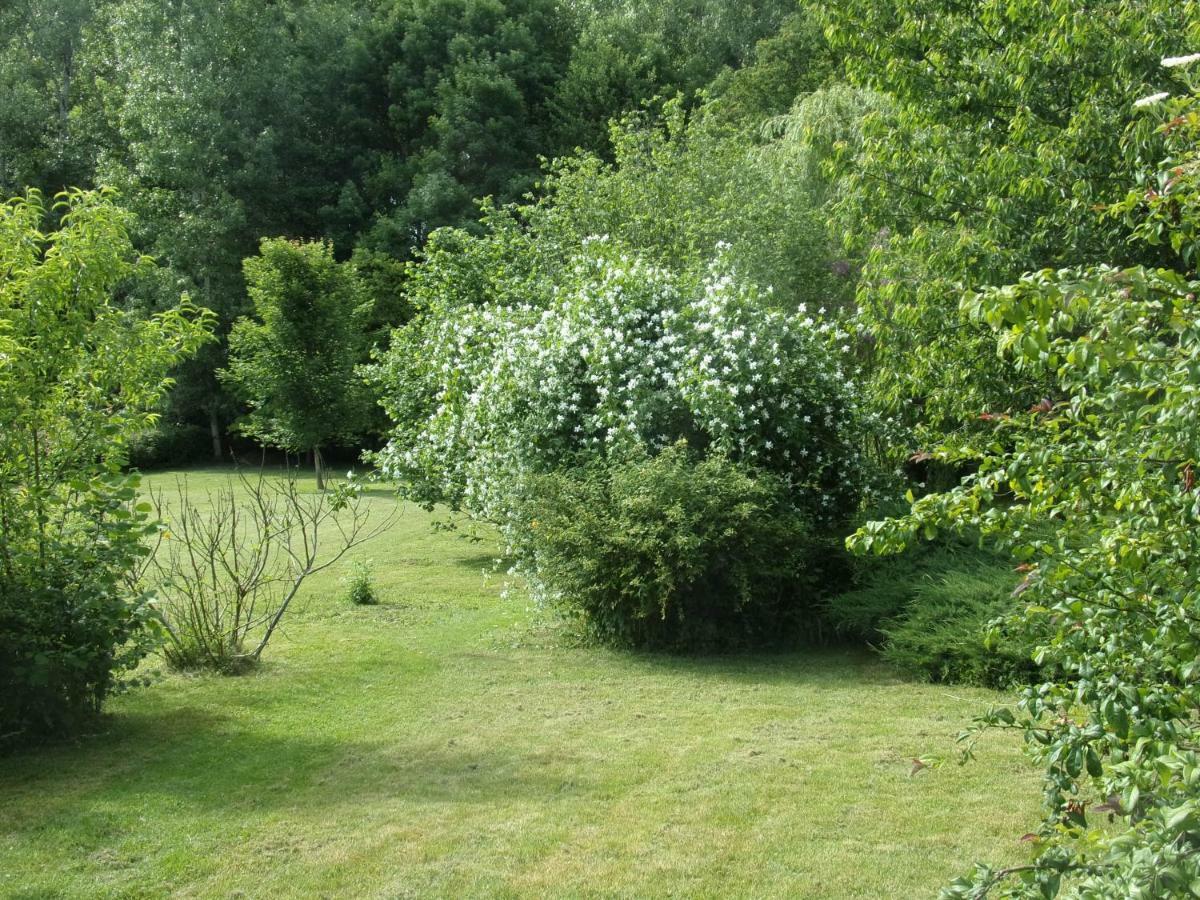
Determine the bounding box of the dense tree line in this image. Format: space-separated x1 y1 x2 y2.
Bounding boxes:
0 0 804 461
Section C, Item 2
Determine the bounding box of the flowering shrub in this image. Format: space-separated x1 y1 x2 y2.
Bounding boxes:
376 241 869 515
372 239 876 642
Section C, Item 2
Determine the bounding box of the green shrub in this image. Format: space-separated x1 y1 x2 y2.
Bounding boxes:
515 442 837 651
824 540 989 641
826 544 1038 688
344 560 379 606
127 422 212 470
0 190 211 745
879 566 1038 689
0 475 164 741
822 553 922 643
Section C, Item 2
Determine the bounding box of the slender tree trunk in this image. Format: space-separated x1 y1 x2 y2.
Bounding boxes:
313 445 324 491
209 407 223 461
203 267 223 463
58 40 74 138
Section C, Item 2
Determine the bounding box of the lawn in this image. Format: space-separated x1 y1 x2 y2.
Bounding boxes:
0 469 1040 899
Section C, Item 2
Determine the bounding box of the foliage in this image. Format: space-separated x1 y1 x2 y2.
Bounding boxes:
147 471 388 673
0 0 97 197
878 564 1038 690
548 0 806 151
850 73 1200 898
0 189 210 743
827 540 998 641
222 238 371 489
827 542 1038 688
528 99 853 310
344 559 379 606
814 0 1200 453
359 0 575 252
757 83 889 212
88 0 377 457
375 240 872 520
705 11 834 127
515 442 827 650
126 422 214 470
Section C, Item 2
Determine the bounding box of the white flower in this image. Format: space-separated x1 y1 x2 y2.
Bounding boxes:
1162 53 1200 68
1134 91 1171 108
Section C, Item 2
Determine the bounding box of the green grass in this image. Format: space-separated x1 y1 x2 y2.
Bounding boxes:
0 469 1040 899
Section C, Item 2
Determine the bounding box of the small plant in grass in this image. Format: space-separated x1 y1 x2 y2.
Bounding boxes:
146 470 392 673
344 560 379 606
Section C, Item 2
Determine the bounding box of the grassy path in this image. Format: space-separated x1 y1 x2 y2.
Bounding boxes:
0 471 1039 899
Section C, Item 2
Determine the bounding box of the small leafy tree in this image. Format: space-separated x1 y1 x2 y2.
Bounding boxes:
0 188 211 743
223 238 369 489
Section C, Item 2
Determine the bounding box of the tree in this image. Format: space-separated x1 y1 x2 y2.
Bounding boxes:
356 0 575 253
92 0 373 459
222 238 370 490
850 68 1200 899
548 0 806 151
0 0 99 197
813 0 1198 452
0 188 211 743
527 98 851 310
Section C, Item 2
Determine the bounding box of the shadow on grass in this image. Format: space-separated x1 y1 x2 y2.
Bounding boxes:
496 606 903 689
454 551 501 572
0 702 600 815
607 645 904 689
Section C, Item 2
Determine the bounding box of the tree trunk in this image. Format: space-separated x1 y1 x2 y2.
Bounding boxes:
208 407 223 460
313 445 325 491
58 40 74 138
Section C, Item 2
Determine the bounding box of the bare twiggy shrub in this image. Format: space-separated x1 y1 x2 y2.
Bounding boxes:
145 471 393 673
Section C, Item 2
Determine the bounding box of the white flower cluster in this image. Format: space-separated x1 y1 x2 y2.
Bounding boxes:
1134 52 1200 108
377 243 870 523
1162 52 1200 69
